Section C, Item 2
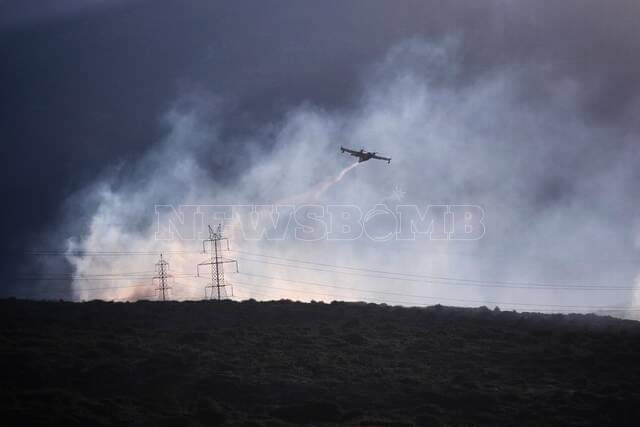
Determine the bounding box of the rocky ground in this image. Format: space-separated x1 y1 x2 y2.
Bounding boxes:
1 298 640 426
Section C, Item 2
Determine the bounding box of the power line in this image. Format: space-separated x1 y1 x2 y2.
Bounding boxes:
234 255 638 291
9 250 201 257
19 268 637 311
232 280 640 313
234 273 636 310
15 248 640 263
12 247 638 288
10 276 184 282
229 249 637 289
6 247 640 312
9 283 154 302
14 270 157 277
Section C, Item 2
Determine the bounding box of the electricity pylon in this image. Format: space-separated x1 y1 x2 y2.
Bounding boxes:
197 224 238 300
152 253 172 301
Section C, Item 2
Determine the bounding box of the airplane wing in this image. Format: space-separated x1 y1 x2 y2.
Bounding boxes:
372 154 392 163
341 146 360 155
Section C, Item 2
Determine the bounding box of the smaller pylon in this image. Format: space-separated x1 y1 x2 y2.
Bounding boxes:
152 253 172 301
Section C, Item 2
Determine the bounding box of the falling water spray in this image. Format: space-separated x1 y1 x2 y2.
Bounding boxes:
312 162 361 200
279 162 361 204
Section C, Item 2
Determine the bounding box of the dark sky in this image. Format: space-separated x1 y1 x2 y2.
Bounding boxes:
1 0 639 296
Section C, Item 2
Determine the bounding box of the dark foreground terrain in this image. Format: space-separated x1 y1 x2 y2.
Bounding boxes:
1 299 640 426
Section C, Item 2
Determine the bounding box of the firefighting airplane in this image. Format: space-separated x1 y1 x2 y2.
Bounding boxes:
340 146 391 163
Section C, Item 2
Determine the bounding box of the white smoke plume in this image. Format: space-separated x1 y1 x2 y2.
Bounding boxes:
60 39 640 316
282 162 361 204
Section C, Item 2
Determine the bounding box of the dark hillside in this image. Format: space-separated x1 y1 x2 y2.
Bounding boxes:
1 298 640 426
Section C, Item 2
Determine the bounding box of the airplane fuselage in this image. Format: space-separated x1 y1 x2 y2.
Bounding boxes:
340 146 391 164
352 151 373 162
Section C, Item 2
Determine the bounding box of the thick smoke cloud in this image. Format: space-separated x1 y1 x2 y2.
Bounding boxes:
62 39 640 316
2 1 639 315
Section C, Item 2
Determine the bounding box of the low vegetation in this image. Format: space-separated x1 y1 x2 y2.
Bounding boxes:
2 298 639 426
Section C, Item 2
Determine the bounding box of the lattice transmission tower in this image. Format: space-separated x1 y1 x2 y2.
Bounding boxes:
152 253 172 301
197 224 238 300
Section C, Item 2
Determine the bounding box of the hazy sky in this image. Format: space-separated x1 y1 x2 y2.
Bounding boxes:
1 1 639 313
